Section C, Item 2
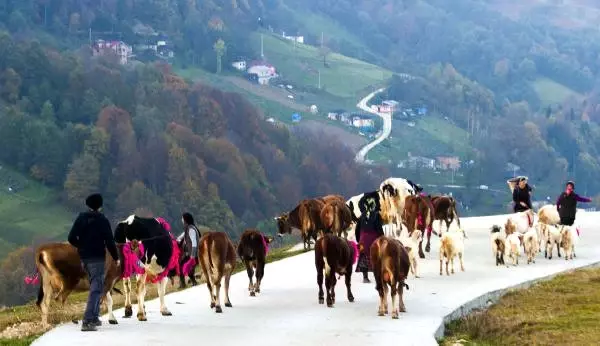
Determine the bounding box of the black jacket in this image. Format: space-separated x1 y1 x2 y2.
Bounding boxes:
512 185 532 212
68 211 119 261
355 212 384 243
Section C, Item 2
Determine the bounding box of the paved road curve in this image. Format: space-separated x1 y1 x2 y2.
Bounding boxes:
354 88 392 163
33 212 600 346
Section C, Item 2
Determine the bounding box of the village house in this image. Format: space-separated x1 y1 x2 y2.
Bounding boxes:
232 60 247 71
377 100 399 113
352 116 374 129
92 40 133 65
398 153 436 170
247 61 278 85
282 32 304 43
436 156 461 171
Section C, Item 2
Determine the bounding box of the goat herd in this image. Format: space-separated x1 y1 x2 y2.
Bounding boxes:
31 177 579 332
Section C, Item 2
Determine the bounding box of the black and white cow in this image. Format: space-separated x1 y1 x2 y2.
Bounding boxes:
114 215 175 321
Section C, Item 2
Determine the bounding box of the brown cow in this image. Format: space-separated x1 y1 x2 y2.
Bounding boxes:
237 229 273 296
34 243 122 327
429 195 461 236
402 195 434 258
370 236 410 319
198 231 237 313
315 234 356 307
276 199 326 250
320 199 353 239
318 194 346 205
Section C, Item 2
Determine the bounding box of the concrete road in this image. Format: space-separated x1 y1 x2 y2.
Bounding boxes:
354 88 392 163
33 212 600 346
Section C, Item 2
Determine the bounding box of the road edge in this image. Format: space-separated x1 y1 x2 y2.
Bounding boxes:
433 260 600 342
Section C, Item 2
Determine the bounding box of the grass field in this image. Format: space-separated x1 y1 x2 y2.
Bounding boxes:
442 266 600 345
367 116 472 162
531 77 582 107
0 166 74 260
252 32 392 99
0 245 305 344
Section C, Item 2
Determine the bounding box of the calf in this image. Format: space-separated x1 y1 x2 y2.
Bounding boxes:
490 225 505 266
429 195 461 235
198 231 237 313
237 229 273 296
559 225 578 260
439 228 467 276
402 195 434 259
315 234 357 307
370 236 411 319
523 228 539 264
34 243 121 327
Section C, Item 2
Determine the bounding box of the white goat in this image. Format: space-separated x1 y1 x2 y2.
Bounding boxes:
399 230 421 278
559 225 578 260
544 224 562 260
505 232 523 266
523 228 539 264
439 228 467 276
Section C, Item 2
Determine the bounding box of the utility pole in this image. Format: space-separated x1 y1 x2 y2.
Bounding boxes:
321 32 324 48
89 27 92 46
260 34 264 58
318 70 321 89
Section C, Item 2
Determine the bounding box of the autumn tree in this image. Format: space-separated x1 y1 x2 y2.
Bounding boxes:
64 154 101 207
115 181 166 218
214 39 226 74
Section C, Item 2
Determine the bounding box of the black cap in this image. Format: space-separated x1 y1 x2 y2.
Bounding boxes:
85 193 103 211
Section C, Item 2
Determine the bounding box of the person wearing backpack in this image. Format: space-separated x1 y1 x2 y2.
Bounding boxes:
177 212 201 288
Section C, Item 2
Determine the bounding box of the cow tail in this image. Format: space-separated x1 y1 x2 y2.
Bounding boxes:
35 252 45 307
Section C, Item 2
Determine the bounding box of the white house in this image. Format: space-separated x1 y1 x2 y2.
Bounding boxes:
310 105 318 114
247 62 277 85
282 32 304 44
232 60 247 71
352 117 374 128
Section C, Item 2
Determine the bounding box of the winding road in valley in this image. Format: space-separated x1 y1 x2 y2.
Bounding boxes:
354 88 392 163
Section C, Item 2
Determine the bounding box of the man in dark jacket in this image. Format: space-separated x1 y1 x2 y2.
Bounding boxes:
68 193 119 332
556 181 592 226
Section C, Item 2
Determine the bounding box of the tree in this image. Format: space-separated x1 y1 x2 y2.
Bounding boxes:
40 100 55 121
0 68 21 103
115 181 166 218
63 154 101 207
214 39 226 74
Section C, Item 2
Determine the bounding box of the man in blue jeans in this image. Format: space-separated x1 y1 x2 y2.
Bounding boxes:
68 193 120 331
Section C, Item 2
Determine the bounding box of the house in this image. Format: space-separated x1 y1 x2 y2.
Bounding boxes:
309 105 318 114
92 40 133 65
339 113 352 126
352 116 374 128
247 61 278 85
232 60 247 71
402 153 436 170
436 156 461 171
327 113 338 120
377 100 398 113
282 32 304 43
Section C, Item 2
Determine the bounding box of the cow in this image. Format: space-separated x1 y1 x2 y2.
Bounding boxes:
318 194 346 205
114 215 176 321
198 231 237 313
314 233 357 307
379 177 418 233
34 243 122 328
276 198 326 250
370 236 411 319
402 195 434 258
237 229 273 297
320 198 353 239
429 195 461 236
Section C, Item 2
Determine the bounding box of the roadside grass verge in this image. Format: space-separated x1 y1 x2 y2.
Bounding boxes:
0 245 306 345
441 266 600 345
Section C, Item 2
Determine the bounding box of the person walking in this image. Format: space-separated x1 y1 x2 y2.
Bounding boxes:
512 177 532 213
556 181 592 226
355 195 385 283
67 193 119 332
177 212 201 288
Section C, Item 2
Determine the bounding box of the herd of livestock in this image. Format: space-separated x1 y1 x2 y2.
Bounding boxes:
30 176 579 329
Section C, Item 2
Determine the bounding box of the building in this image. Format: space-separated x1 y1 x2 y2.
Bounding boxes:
377 100 399 113
247 61 277 85
309 105 318 114
282 32 304 44
327 112 338 120
352 116 374 128
92 40 133 65
232 60 247 71
436 156 461 171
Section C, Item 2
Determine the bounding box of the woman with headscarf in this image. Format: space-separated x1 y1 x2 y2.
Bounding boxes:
354 194 385 283
176 212 202 288
512 176 532 213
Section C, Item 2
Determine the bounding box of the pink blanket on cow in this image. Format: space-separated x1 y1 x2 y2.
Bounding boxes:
261 234 270 256
348 240 359 265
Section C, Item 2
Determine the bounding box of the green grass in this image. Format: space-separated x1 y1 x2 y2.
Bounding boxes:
442 267 600 345
368 116 472 162
0 166 74 259
0 245 305 344
253 32 392 99
531 77 582 107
